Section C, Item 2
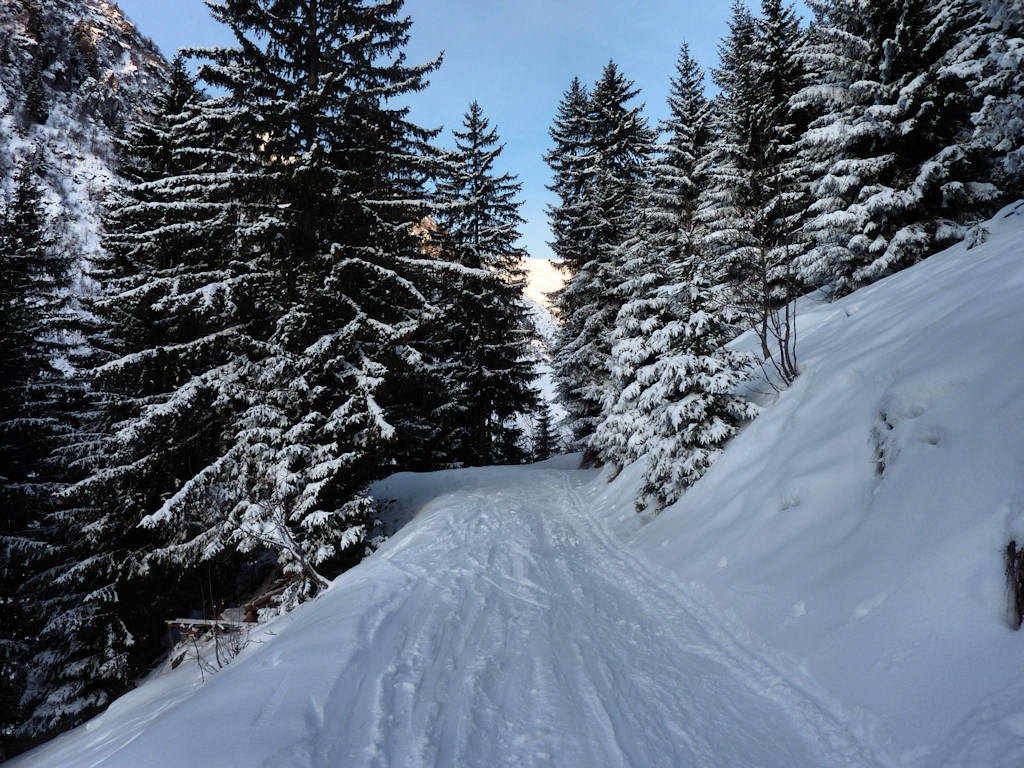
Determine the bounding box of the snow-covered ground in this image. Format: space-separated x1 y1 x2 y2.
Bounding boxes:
13 203 1024 766
11 458 892 768
625 200 1024 765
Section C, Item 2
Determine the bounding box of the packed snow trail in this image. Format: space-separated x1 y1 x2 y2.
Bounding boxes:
17 463 892 768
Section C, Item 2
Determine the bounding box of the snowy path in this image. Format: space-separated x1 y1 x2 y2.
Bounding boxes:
17 465 893 768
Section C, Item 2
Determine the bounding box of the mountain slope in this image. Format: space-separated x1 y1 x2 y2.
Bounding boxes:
626 200 1024 763
520 257 568 441
0 0 165 272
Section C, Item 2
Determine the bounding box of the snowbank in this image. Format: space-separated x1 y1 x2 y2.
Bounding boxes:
628 201 1024 764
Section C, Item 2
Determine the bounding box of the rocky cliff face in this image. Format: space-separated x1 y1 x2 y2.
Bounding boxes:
0 0 166 280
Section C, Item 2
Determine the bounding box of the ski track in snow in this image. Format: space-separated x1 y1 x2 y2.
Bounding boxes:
289 467 893 767
20 465 898 768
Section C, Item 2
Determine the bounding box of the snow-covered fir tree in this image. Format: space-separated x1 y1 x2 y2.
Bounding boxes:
967 0 1024 196
136 0 444 613
701 0 807 379
0 158 72 755
430 101 538 466
0 158 67 575
544 77 592 277
637 265 759 512
15 56 249 747
593 44 714 467
700 1 760 294
796 0 1001 295
549 62 653 455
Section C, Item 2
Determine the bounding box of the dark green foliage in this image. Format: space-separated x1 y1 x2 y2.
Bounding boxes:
429 102 539 466
548 62 654 451
545 77 592 276
0 158 71 755
163 0 443 608
23 56 48 124
14 58 242 745
533 405 559 461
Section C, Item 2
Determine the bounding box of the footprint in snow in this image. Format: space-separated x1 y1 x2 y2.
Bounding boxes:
852 590 888 619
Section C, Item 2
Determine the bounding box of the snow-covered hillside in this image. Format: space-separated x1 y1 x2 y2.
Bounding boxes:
520 257 567 439
624 200 1024 764
12 203 1024 766
0 0 165 278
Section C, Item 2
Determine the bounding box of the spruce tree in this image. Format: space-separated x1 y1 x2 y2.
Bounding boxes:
702 0 806 380
23 56 48 124
550 62 653 454
533 405 558 461
0 158 74 753
796 0 998 295
638 266 758 512
141 0 444 612
0 161 66 539
701 1 760 293
430 101 538 466
545 77 592 276
15 57 248 745
594 44 714 467
968 1 1024 196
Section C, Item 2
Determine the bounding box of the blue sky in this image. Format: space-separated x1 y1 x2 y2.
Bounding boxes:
116 0 787 261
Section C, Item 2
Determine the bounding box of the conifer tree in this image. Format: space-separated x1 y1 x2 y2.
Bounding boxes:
968 1 1024 196
15 57 248 746
430 101 538 466
138 0 444 612
0 161 66 542
545 77 592 276
23 56 48 124
638 266 758 512
594 44 714 467
550 62 653 454
533 405 558 461
702 0 806 381
0 158 75 752
796 0 998 295
701 1 760 292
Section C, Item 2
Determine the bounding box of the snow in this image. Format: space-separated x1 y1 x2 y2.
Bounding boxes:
13 203 1024 766
520 256 565 309
628 200 1024 763
12 461 889 768
519 256 568 442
